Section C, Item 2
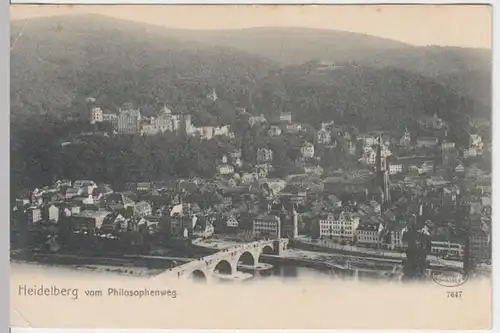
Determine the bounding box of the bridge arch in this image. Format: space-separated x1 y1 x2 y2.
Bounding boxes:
190 269 207 283
237 251 256 266
262 244 274 255
213 259 233 275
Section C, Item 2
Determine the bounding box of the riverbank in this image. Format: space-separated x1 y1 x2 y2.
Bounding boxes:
10 250 181 278
292 239 463 270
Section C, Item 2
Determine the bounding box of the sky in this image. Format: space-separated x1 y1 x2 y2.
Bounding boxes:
10 4 492 49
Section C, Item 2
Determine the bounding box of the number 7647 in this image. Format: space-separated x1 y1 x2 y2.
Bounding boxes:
447 291 463 298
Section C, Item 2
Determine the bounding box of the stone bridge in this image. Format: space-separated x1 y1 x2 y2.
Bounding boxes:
152 239 289 283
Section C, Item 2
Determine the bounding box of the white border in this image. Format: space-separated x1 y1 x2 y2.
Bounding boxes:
6 1 498 333
6 0 499 4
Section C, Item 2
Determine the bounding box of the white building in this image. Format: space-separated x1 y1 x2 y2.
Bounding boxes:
464 147 482 159
360 144 391 165
252 215 281 239
217 164 235 175
27 207 42 224
442 141 456 150
316 127 332 145
226 216 239 228
134 201 152 218
359 134 378 147
318 211 360 241
389 164 403 175
469 134 483 148
213 125 232 137
47 204 59 222
301 142 315 159
90 107 104 124
431 241 464 258
280 112 292 123
268 126 282 137
257 148 273 164
355 222 384 246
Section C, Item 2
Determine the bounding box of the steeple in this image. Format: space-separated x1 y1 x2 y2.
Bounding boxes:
375 135 390 204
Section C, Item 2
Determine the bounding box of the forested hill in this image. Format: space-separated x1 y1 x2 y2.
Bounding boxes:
250 62 486 138
11 15 491 125
157 27 492 111
10 15 278 125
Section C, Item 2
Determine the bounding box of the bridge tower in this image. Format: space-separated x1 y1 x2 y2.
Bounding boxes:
273 239 283 255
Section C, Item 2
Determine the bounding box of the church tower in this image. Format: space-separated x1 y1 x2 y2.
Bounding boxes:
375 135 390 206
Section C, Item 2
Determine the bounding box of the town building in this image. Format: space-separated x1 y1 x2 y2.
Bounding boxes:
26 207 42 224
71 206 81 216
419 160 435 174
355 222 383 247
470 227 491 261
226 215 239 228
359 134 378 147
229 149 242 160
93 185 114 200
65 188 83 200
248 114 267 127
386 225 405 250
416 137 439 148
193 219 215 238
279 112 292 123
389 164 403 175
44 204 59 223
73 210 112 230
90 107 104 124
241 173 257 185
430 241 464 258
268 125 282 137
217 164 235 175
252 214 281 239
134 201 152 218
318 211 360 242
73 180 97 189
301 142 315 159
100 213 127 233
316 127 332 145
255 164 269 178
285 123 302 134
207 88 218 102
304 164 324 176
136 182 152 192
256 148 273 164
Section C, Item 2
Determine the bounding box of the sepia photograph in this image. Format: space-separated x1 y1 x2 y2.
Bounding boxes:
10 4 493 329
